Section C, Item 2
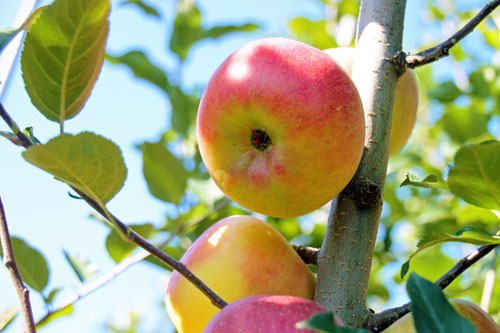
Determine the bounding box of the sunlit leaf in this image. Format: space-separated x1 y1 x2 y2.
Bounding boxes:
142 141 188 204
36 304 74 330
448 141 500 210
407 273 475 333
44 287 62 305
0 237 49 293
400 173 449 192
22 132 127 205
63 250 99 283
21 0 110 126
0 308 18 331
106 223 155 263
288 17 336 50
0 7 44 53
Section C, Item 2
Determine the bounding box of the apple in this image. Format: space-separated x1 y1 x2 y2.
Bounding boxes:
204 295 343 333
323 47 418 157
165 215 316 333
385 299 500 333
197 37 365 218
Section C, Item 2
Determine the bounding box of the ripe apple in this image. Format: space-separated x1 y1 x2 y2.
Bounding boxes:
165 215 316 333
204 295 343 333
197 37 365 218
323 47 418 156
385 299 500 333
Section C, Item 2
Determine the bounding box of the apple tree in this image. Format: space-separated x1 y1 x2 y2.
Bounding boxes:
0 0 500 331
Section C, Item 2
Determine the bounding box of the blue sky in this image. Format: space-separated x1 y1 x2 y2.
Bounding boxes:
0 0 486 332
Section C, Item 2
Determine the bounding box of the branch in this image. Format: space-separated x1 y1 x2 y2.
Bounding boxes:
369 244 498 332
0 103 228 310
35 199 231 326
292 244 319 266
406 0 500 68
0 195 37 333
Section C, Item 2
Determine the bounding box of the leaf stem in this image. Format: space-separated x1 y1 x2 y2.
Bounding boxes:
0 195 37 333
406 0 500 68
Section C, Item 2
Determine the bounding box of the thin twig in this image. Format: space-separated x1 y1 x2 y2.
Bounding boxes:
0 103 32 148
370 244 498 332
0 195 37 333
406 0 500 68
291 244 319 266
36 199 231 326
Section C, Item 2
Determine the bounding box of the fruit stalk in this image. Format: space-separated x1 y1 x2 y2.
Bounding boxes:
314 0 407 327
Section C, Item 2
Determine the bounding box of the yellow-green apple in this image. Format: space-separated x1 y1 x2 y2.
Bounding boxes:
204 294 343 332
197 37 365 218
165 215 316 333
385 299 500 333
323 47 418 157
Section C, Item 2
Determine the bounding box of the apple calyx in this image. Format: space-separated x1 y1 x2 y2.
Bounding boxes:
251 129 272 151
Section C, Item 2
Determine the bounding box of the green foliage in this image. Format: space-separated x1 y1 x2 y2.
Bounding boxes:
448 141 500 210
22 132 127 205
106 223 155 263
35 304 74 329
121 0 161 18
407 273 476 333
0 308 18 331
63 250 99 283
21 0 110 128
169 0 258 60
0 7 43 53
0 237 49 293
141 141 188 204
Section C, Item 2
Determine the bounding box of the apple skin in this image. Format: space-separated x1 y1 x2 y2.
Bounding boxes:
197 37 365 218
385 299 500 333
165 215 316 333
204 295 343 333
323 47 418 157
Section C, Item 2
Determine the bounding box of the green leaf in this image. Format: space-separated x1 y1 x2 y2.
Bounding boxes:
36 304 74 330
169 0 258 60
442 107 488 144
22 132 127 205
400 173 449 192
0 7 44 53
106 223 155 263
448 141 500 210
106 50 170 93
400 227 500 278
296 312 369 332
0 237 49 293
407 273 476 333
63 250 98 283
429 81 462 103
288 17 337 50
121 0 161 18
142 141 188 204
21 0 110 126
0 307 18 331
168 86 199 134
44 287 62 305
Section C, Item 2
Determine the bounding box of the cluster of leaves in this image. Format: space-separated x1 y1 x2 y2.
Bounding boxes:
0 0 499 331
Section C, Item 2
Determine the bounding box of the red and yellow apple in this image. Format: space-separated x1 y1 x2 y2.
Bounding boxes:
197 37 365 218
385 299 500 333
323 47 418 157
165 215 316 333
204 294 343 333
